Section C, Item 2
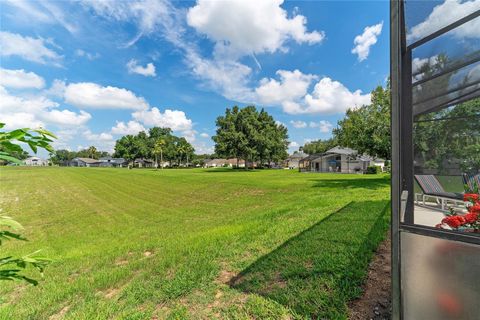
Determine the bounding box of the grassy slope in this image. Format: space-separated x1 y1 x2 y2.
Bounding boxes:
0 168 390 319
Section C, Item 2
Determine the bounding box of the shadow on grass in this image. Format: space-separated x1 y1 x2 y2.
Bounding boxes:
310 176 390 190
230 200 390 319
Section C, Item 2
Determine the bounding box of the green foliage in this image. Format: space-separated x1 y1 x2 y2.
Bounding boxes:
213 106 289 167
50 148 110 164
0 123 56 164
0 123 54 285
301 138 337 155
414 98 480 173
333 85 391 159
366 165 380 174
113 127 195 166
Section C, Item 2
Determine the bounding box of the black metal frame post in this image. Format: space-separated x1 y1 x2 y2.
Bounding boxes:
390 1 402 319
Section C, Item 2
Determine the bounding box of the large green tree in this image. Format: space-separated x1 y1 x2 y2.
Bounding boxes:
333 85 391 159
113 127 195 167
301 138 338 155
213 106 289 168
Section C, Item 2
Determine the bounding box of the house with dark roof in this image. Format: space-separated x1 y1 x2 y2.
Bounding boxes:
299 146 385 173
70 157 101 167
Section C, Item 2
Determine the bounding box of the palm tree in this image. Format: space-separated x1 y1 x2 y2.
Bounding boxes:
87 146 97 159
153 139 166 170
176 144 186 167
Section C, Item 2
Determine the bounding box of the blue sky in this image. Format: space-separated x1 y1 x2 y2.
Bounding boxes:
0 0 393 155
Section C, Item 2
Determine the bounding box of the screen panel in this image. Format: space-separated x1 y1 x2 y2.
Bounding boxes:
401 232 480 319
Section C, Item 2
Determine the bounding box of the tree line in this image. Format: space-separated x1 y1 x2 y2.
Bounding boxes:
114 127 194 167
51 147 109 164
212 106 289 168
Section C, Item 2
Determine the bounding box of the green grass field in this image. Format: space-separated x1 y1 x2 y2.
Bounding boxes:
0 167 390 319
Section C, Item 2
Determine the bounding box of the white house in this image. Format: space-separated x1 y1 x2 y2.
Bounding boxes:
285 152 308 169
24 156 48 166
299 146 384 173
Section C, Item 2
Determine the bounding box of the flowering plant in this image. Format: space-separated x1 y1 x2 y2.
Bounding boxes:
436 192 480 232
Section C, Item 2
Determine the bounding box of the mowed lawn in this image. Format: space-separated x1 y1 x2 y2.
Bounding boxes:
0 167 390 320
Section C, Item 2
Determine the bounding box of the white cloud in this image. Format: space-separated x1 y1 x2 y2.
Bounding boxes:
0 68 45 89
75 49 100 60
43 110 91 126
289 141 299 148
351 22 383 61
81 0 181 47
133 107 193 132
1 112 44 130
45 79 67 97
187 0 324 59
309 120 333 133
200 132 209 138
408 0 480 41
84 129 114 141
126 59 156 77
64 82 149 110
4 0 78 33
256 70 316 105
186 52 255 102
290 120 307 128
0 85 91 129
111 120 146 135
283 77 371 114
0 31 62 66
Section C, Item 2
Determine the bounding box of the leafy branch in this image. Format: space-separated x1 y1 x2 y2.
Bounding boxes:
0 122 56 285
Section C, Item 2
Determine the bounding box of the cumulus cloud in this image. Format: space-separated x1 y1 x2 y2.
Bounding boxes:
309 120 333 133
43 110 91 126
200 132 209 138
408 0 480 41
111 120 146 135
0 31 62 66
256 70 316 105
282 77 371 115
351 22 383 61
84 129 114 141
290 120 307 128
126 59 156 77
187 0 324 59
0 68 45 89
64 82 149 110
132 108 193 132
0 85 91 129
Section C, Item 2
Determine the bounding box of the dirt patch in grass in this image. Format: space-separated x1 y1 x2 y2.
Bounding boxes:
348 231 391 320
49 305 70 320
218 268 236 284
143 250 153 257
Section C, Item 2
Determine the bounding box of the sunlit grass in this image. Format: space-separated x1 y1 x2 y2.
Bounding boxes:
0 167 390 319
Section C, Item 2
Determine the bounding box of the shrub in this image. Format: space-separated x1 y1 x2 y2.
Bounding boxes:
366 165 380 174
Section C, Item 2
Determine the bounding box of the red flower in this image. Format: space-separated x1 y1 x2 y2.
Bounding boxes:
441 215 466 229
469 204 480 214
463 212 479 224
463 193 479 202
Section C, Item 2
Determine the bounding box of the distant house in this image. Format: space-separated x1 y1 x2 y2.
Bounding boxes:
134 158 154 168
98 157 127 167
204 158 246 168
299 146 384 173
70 157 101 167
24 156 48 166
285 152 308 169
